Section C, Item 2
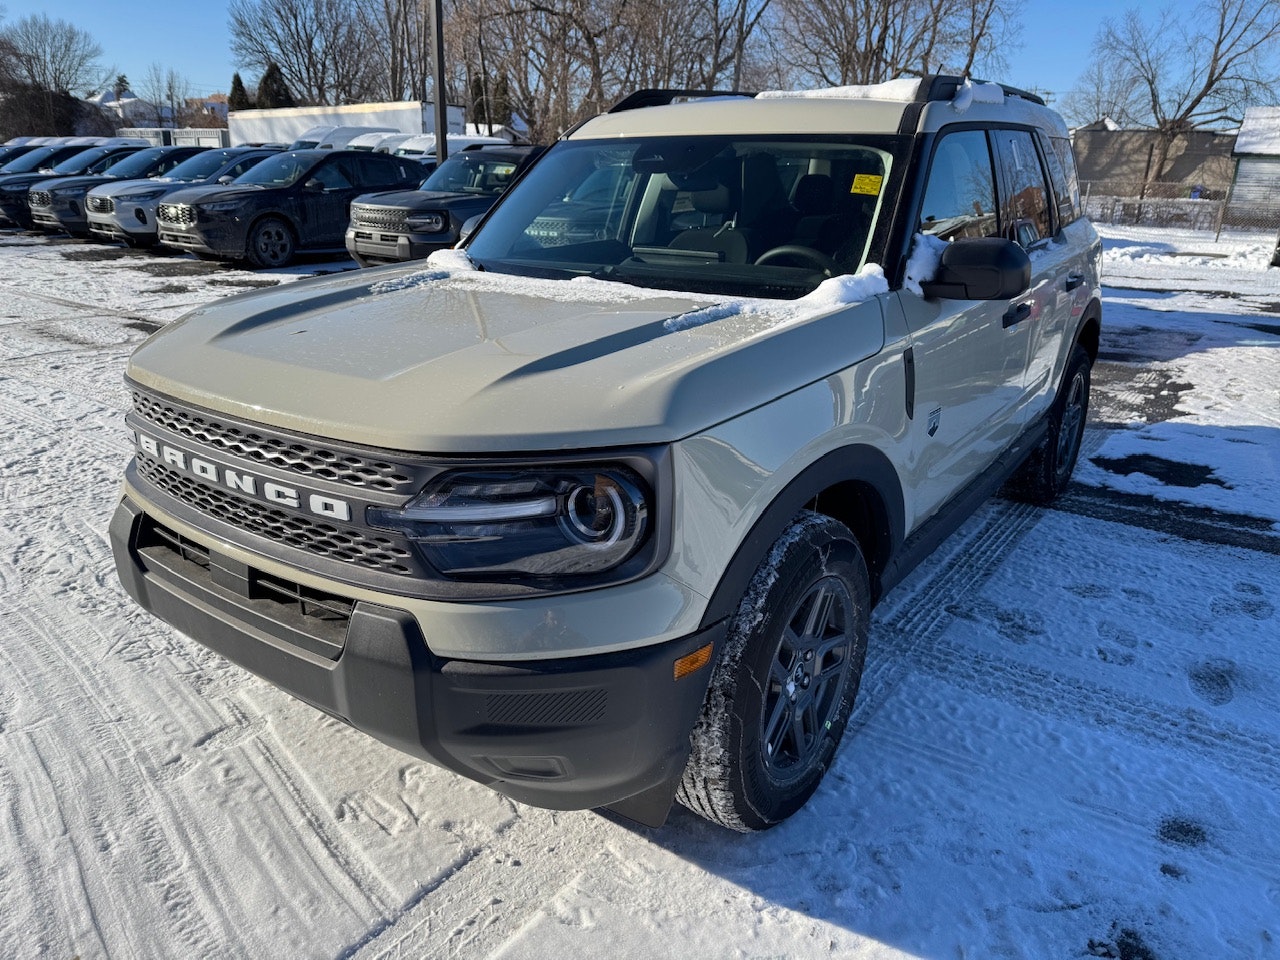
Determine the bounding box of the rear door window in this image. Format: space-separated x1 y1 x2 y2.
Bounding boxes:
992 129 1052 247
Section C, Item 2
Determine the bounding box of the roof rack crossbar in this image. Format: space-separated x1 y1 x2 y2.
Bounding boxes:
917 74 1046 107
607 89 755 113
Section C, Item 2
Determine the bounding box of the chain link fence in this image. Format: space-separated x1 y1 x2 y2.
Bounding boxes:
1080 179 1280 235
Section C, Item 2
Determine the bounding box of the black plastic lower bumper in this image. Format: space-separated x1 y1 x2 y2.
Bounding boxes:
110 496 722 824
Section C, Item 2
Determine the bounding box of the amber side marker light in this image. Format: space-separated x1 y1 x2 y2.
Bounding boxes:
673 643 714 680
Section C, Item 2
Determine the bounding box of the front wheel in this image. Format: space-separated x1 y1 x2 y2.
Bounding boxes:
1006 343 1092 504
246 216 296 268
677 512 870 831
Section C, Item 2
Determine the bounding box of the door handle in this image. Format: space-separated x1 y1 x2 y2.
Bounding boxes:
1002 302 1032 328
1065 273 1086 291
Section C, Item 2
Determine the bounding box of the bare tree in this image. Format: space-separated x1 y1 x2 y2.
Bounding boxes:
1082 0 1280 180
139 63 192 128
229 0 381 104
0 12 108 95
772 0 1016 88
1060 60 1144 128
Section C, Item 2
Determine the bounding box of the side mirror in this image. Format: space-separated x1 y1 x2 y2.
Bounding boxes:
919 237 1031 301
303 178 325 191
217 175 234 184
459 214 483 244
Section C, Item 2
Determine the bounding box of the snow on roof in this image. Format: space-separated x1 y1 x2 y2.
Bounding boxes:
757 78 922 102
1234 106 1280 156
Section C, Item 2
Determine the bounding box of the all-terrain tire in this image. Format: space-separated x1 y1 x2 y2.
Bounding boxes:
676 512 870 832
1005 343 1091 505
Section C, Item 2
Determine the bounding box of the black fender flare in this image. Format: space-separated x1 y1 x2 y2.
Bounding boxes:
697 444 905 630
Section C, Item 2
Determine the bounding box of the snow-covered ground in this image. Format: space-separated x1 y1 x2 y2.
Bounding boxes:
0 228 1277 959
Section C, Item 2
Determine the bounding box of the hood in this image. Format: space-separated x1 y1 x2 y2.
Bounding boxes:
355 189 470 210
127 262 887 454
163 184 263 206
91 177 173 198
29 174 107 192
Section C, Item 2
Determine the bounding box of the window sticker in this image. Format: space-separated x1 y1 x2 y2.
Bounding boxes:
851 174 883 195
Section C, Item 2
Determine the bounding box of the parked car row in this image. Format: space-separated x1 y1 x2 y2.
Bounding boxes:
0 136 545 270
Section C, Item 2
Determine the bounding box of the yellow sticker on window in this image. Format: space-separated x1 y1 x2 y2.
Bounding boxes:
851 174 883 195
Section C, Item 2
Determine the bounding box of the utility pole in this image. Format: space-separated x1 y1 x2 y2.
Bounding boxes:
432 0 449 162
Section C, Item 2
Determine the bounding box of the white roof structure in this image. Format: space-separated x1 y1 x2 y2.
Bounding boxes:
1234 106 1280 156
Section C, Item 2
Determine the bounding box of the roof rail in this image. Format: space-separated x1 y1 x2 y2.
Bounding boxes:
607 89 754 113
917 75 1046 107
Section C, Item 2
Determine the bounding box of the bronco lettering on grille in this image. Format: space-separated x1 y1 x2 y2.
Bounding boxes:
134 431 353 522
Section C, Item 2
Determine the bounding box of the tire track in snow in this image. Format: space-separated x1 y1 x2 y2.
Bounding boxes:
342 810 617 960
2 601 231 958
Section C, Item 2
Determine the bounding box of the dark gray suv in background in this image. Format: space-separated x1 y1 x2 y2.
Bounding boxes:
345 144 545 266
156 149 425 267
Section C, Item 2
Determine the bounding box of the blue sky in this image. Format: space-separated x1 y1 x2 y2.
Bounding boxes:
4 0 1190 105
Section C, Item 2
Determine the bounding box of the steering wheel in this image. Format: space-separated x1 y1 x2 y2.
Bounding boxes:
753 245 836 275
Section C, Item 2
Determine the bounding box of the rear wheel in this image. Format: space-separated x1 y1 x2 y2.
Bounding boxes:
246 216 296 268
677 512 870 831
1006 343 1091 505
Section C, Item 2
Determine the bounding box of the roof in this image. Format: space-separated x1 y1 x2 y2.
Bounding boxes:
1235 106 1280 156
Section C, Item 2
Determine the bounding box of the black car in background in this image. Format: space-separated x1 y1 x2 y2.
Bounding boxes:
87 146 282 247
0 145 144 227
28 146 208 237
156 149 426 267
345 144 545 266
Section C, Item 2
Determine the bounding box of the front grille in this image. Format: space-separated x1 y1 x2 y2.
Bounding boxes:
131 390 416 493
158 203 194 224
28 190 50 207
350 205 409 231
87 195 114 214
137 455 416 576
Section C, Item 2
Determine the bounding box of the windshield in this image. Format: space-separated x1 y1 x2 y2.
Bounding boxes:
51 147 115 174
233 153 313 188
465 135 904 299
101 147 170 179
162 150 238 182
0 147 60 173
422 152 522 196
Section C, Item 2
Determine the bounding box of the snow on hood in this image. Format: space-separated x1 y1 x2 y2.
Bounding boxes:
664 264 889 332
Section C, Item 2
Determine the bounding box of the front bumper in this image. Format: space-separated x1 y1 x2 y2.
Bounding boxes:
0 195 33 227
158 218 246 259
30 199 89 235
111 494 722 823
89 205 159 244
345 225 453 264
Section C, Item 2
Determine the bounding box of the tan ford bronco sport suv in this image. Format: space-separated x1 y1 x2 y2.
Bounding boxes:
112 77 1101 831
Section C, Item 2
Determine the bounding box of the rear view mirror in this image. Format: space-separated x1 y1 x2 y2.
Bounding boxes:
919 237 1031 301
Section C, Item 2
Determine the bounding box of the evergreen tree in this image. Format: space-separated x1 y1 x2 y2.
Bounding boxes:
228 72 254 110
255 62 296 108
113 74 128 99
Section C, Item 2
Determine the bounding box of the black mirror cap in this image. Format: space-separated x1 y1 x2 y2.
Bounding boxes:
919 237 1031 301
